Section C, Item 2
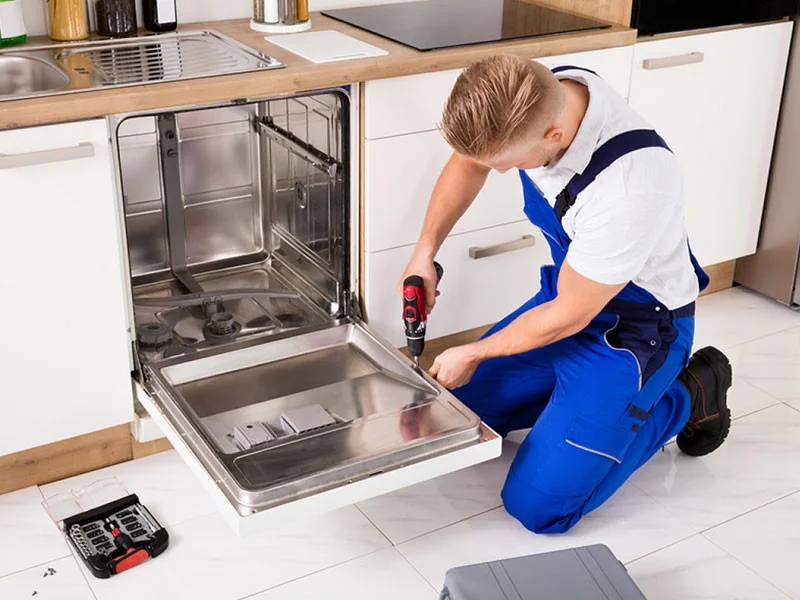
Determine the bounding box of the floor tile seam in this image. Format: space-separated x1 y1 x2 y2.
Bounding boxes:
698 489 800 535
69 552 100 600
714 320 800 354
701 532 795 599
621 530 698 565
234 547 392 600
736 375 795 403
396 551 443 595
783 400 800 415
353 504 395 547
395 541 442 590
387 503 505 546
0 553 73 581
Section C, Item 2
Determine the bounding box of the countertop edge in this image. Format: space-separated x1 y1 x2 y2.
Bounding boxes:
0 18 636 130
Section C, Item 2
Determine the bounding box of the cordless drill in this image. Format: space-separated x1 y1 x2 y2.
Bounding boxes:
403 261 444 367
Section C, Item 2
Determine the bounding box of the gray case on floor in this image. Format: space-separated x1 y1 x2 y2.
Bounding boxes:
439 544 646 600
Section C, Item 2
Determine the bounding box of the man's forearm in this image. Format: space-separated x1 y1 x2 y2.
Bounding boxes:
415 153 490 257
473 299 589 360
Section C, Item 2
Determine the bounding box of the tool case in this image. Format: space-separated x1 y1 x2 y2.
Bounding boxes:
42 477 168 578
439 545 647 600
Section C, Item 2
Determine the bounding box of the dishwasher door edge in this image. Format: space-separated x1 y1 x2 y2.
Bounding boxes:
136 381 501 537
134 321 501 537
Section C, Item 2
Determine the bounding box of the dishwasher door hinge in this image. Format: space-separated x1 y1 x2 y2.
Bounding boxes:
349 291 363 320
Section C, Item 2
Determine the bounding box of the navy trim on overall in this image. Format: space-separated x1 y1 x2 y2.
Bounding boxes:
451 67 703 534
526 127 707 387
550 65 598 76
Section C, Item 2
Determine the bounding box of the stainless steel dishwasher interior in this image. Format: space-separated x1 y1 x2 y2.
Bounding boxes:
118 90 484 515
122 92 347 359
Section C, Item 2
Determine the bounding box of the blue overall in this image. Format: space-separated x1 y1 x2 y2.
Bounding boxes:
453 127 709 534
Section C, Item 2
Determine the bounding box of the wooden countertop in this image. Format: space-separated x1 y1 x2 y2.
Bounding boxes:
0 13 635 130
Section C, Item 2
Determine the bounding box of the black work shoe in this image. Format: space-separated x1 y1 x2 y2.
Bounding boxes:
676 346 732 457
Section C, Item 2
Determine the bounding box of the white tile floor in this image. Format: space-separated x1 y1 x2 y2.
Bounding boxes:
1 287 799 599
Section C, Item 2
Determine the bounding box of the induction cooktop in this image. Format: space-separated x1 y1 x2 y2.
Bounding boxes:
322 0 611 52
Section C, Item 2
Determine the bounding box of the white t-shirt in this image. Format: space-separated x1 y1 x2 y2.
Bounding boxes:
526 69 699 310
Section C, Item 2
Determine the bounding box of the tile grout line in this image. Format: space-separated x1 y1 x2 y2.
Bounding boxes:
395 544 442 595
392 503 505 547
698 489 800 535
629 405 800 536
783 400 800 415
395 540 444 592
70 553 100 600
235 547 390 600
354 504 395 548
0 554 73 582
701 534 795 599
707 317 800 354
736 375 794 405
622 530 699 565
635 479 800 542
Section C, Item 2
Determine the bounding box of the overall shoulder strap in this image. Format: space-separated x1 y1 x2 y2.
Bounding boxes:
551 65 599 76
554 129 672 220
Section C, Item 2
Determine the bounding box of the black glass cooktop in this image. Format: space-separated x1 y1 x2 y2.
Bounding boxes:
322 0 611 52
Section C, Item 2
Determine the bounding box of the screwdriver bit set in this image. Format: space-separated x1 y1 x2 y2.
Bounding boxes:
63 494 169 578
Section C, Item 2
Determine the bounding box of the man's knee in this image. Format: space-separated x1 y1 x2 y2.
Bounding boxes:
500 469 585 534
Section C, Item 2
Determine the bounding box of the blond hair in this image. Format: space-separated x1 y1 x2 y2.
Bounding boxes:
440 55 565 159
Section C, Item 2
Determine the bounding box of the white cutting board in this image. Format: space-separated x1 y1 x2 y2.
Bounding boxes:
265 30 389 63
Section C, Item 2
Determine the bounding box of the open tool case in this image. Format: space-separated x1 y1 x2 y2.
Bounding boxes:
43 478 168 578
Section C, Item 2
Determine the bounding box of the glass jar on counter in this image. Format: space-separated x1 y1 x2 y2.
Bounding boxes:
251 0 311 32
47 0 89 41
90 0 137 37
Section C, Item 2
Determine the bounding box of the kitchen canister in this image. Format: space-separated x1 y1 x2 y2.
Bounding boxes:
47 0 89 42
0 0 27 47
90 0 137 37
252 0 311 33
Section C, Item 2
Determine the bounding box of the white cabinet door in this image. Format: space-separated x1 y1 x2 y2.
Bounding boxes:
0 120 133 455
365 45 635 139
629 22 792 266
365 221 548 347
365 131 523 252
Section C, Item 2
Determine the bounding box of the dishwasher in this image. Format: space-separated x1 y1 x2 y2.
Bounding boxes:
112 87 501 535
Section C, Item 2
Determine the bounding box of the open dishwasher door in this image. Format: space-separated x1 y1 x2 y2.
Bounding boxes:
137 319 500 536
114 89 500 536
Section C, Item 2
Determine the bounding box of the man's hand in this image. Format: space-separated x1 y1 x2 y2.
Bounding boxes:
397 252 441 313
429 344 482 389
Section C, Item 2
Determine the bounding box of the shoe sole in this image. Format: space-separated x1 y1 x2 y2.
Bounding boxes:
678 346 732 457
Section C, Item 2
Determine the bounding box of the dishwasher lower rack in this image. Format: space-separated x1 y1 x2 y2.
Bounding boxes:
142 320 485 516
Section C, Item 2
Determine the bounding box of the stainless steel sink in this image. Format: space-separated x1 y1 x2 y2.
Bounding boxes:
0 54 70 98
0 31 284 102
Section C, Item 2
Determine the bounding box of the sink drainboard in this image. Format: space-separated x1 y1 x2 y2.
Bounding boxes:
55 31 283 86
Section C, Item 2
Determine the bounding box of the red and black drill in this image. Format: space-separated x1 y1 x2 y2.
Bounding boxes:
402 261 444 368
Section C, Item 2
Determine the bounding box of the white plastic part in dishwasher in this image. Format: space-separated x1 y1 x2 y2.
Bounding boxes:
135 381 501 537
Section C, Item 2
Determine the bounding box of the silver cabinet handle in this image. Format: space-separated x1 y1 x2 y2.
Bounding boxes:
469 234 535 260
643 52 704 70
0 142 95 170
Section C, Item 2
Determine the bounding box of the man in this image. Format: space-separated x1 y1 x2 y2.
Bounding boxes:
398 56 732 534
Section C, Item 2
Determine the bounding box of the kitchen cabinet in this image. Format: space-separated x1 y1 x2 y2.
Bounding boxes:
365 45 635 140
365 221 546 347
629 22 793 266
365 130 525 252
362 45 635 341
0 119 133 455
